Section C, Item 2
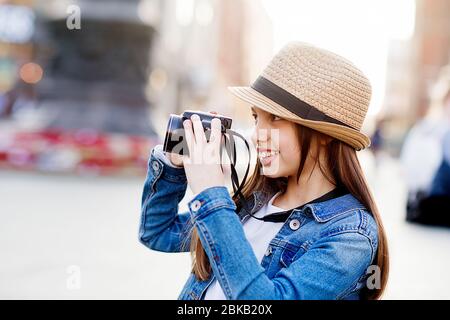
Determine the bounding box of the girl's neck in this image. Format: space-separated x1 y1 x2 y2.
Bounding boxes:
272 162 336 210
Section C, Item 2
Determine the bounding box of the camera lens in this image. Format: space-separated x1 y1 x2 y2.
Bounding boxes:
163 114 189 156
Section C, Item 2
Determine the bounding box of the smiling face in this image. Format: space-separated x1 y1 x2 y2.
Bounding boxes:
250 106 302 178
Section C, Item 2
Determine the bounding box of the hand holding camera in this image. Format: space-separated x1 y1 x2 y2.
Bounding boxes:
162 109 251 210
163 110 229 168
163 110 232 157
163 111 229 195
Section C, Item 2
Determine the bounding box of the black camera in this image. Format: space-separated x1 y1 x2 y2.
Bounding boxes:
162 110 253 217
163 110 232 156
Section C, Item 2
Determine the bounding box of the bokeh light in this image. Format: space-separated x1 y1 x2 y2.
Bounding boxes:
19 62 43 84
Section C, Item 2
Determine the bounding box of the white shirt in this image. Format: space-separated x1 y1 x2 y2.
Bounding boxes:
203 190 285 300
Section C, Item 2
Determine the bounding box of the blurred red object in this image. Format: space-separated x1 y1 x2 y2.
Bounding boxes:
0 128 160 176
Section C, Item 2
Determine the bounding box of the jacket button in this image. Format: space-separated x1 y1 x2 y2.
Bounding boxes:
190 200 202 212
152 160 160 172
265 246 273 256
289 219 300 231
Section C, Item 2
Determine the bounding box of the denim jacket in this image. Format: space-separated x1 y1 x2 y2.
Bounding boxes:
139 145 379 300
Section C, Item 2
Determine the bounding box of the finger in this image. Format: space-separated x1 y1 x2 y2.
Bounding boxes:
209 118 222 153
183 119 194 157
190 114 207 145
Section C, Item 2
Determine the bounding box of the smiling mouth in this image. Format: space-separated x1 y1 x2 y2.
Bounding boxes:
258 150 279 158
258 150 279 165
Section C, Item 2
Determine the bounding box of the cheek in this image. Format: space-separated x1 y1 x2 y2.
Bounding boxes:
278 128 300 161
279 144 300 168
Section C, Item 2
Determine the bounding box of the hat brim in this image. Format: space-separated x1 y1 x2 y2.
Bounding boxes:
228 86 371 150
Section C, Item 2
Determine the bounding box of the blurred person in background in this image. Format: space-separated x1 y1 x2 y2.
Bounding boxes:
400 65 450 226
370 117 387 168
0 81 37 118
138 43 389 300
0 86 17 118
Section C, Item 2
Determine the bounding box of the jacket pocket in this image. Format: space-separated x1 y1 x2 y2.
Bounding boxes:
279 240 312 268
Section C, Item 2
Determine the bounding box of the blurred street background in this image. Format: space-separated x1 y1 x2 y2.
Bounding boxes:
1 0 450 299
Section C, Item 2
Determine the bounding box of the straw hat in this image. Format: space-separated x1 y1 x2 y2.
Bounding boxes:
228 42 372 150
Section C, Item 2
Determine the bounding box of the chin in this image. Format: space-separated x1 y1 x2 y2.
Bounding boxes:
260 164 284 178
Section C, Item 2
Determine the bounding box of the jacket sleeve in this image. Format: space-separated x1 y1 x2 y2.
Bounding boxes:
138 144 193 253
187 186 377 300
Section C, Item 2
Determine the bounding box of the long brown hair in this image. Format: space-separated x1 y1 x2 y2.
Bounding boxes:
185 124 389 300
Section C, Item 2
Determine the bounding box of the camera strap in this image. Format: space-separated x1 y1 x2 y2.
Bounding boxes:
221 130 267 221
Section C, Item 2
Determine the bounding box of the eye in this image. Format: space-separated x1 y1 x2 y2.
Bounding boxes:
272 115 282 121
252 113 258 121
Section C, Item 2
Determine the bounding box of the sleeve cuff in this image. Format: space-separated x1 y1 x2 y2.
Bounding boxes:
153 144 184 168
150 144 186 183
187 186 236 219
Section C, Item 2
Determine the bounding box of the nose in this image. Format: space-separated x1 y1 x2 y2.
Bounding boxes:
251 120 273 148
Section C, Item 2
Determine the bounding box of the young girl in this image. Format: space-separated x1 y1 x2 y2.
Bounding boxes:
139 42 389 300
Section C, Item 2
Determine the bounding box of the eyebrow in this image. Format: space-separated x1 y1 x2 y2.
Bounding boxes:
250 107 257 113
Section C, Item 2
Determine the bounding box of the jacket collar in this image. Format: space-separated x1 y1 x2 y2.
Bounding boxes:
304 193 366 222
237 188 366 223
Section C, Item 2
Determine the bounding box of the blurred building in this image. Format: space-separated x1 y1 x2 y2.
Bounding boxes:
2 0 274 136
377 0 450 156
0 0 164 175
147 0 273 135
357 0 450 126
32 0 157 136
412 0 450 118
